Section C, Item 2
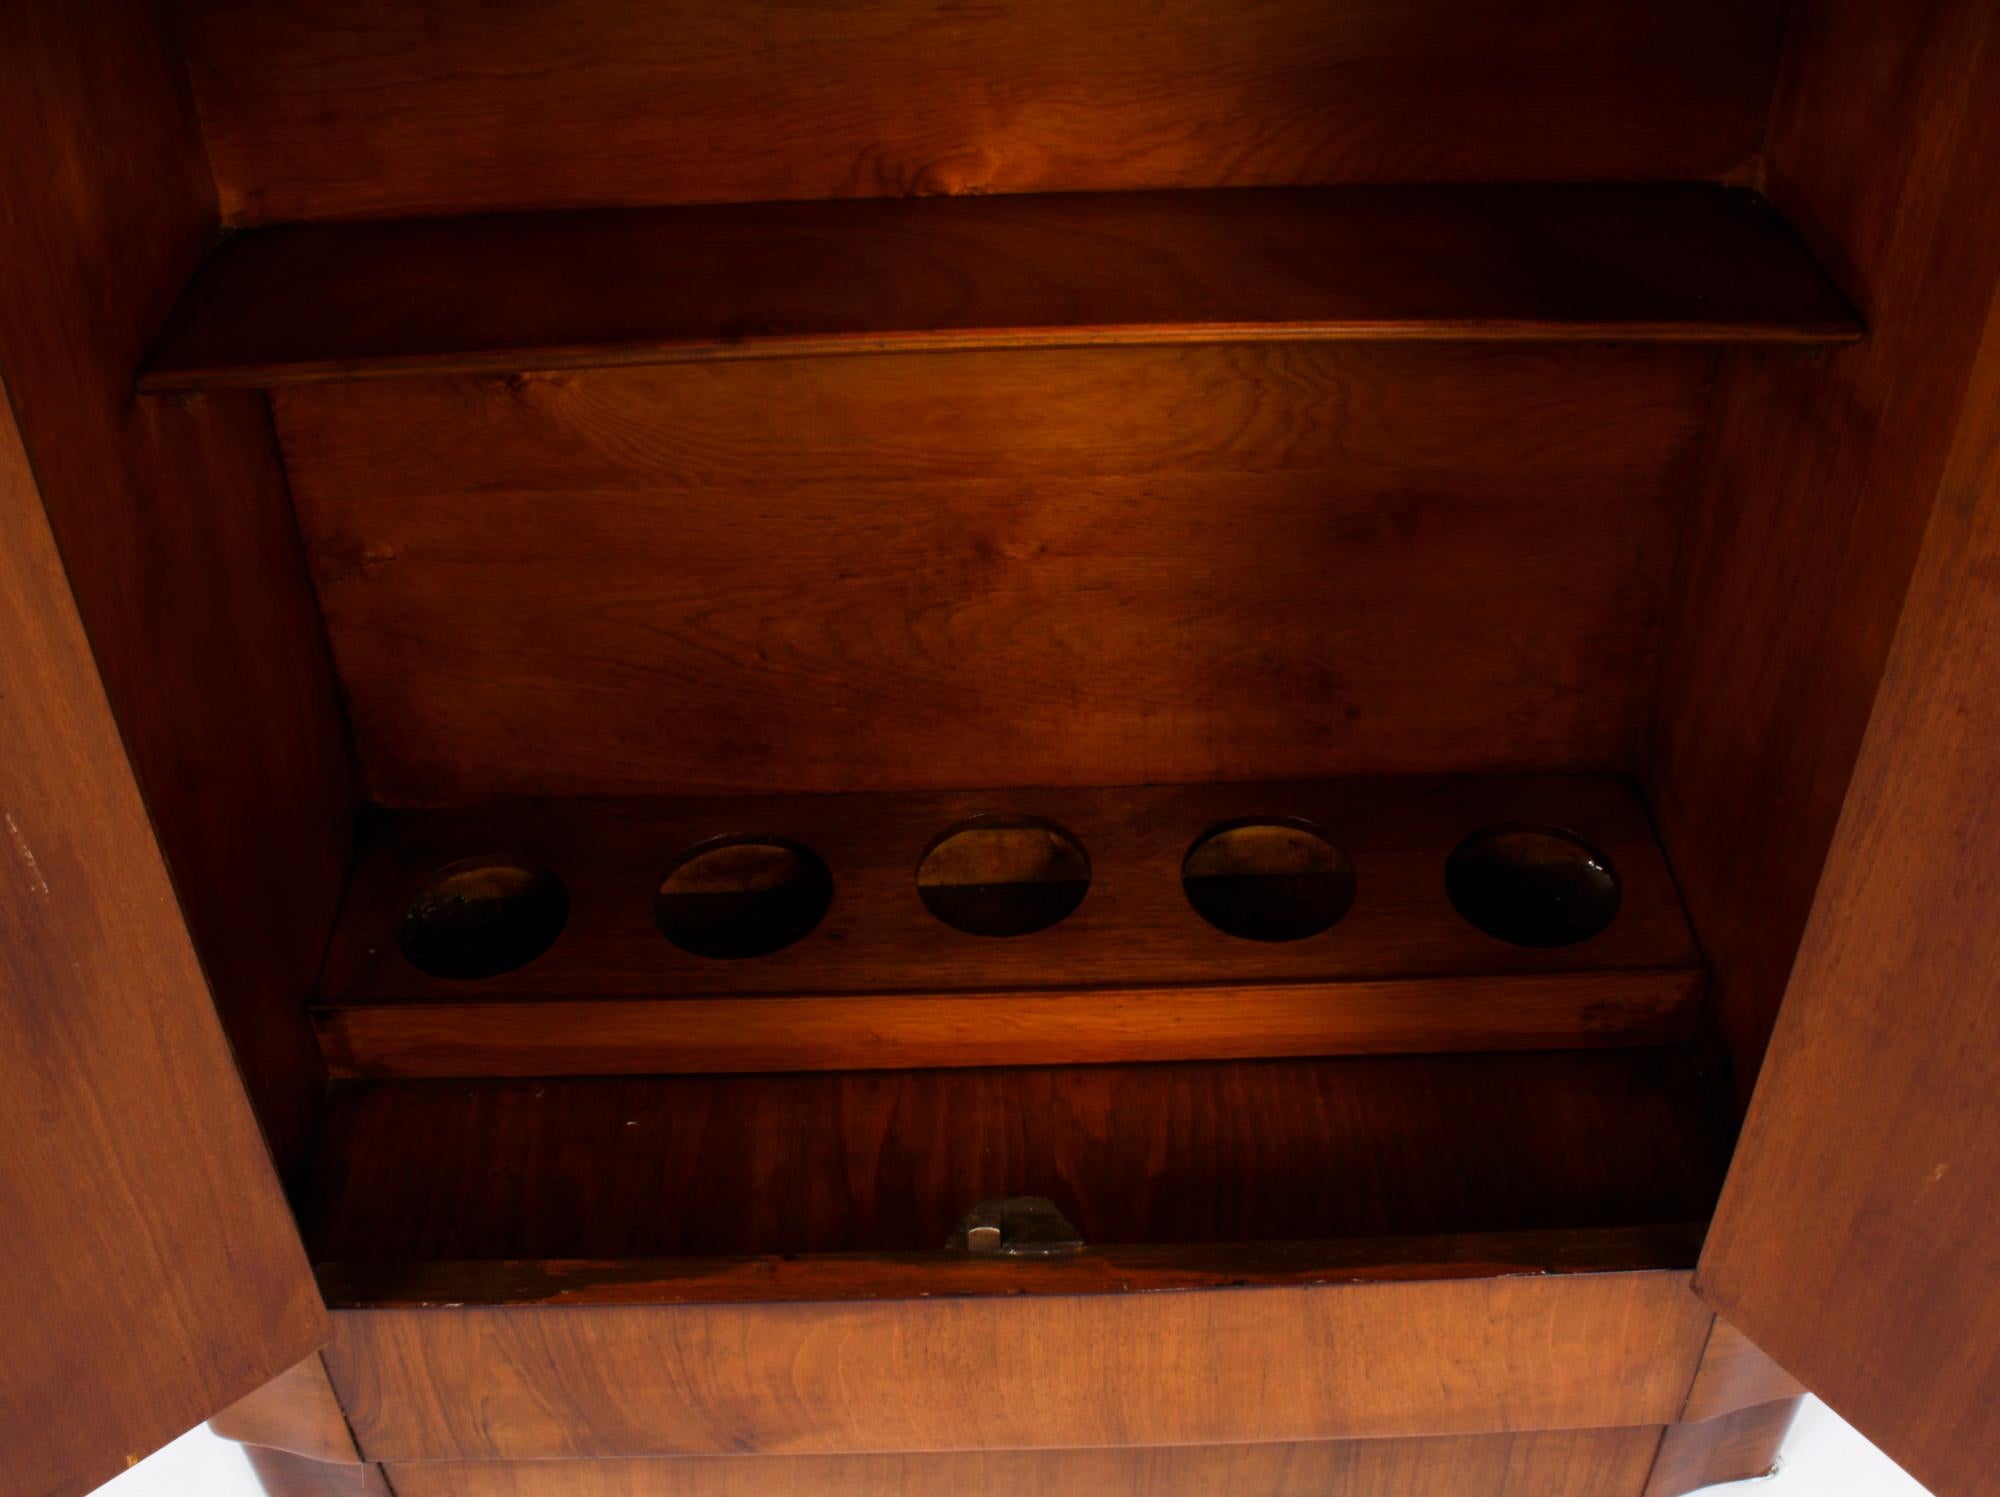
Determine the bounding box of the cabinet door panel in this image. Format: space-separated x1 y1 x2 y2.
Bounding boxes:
0 388 326 1495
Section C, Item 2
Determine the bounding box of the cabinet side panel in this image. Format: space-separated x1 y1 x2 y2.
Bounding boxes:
1645 0 2000 1103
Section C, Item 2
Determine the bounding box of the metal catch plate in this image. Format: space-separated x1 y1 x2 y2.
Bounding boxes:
946 1196 1084 1257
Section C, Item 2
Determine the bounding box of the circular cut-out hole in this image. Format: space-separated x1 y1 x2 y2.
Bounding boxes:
1182 818 1356 942
1445 823 1621 948
655 836 833 959
917 817 1091 937
398 857 568 980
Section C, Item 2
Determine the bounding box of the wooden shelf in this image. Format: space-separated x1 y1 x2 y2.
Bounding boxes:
142 185 1859 391
314 774 1704 1077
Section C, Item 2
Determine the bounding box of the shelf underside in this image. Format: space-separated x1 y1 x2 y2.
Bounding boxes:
316 774 1703 1078
142 184 1859 390
307 1049 1727 1264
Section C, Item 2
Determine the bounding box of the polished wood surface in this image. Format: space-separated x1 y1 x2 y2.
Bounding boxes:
210 1356 362 1465
277 323 1705 806
323 973 1697 1080
243 1450 393 1497
305 1051 1725 1260
0 320 325 1497
323 1270 1712 1459
1676 1319 1806 1424
1643 1400 1798 1497
142 187 1855 390
1645 0 2000 1109
317 1226 1704 1309
0 7 335 1494
178 0 1785 225
317 776 1700 1076
382 1428 1667 1496
0 0 355 1172
277 344 1708 800
1696 166 2000 1497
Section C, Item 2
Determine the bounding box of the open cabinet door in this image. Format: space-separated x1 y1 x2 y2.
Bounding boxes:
1696 281 2000 1497
0 386 328 1494
2 2 347 1494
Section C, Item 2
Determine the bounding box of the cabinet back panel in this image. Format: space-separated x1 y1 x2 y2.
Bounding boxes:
181 0 1785 226
274 344 1710 802
306 1051 1725 1260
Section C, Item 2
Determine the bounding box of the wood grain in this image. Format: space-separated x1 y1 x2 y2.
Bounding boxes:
210 1355 362 1465
322 1270 1713 1459
315 1226 1706 1309
314 776 1701 1076
141 187 1856 391
177 0 1786 225
1676 1319 1806 1424
242 1450 393 1497
1696 144 2000 1497
383 1427 1667 1496
1643 1400 1798 1497
303 1051 1726 1261
0 0 355 1171
321 973 1698 1080
1645 0 2000 1110
0 303 326 1497
276 347 1710 802
0 6 337 1492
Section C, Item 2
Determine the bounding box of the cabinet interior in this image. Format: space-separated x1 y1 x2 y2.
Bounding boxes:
38 0 1976 1306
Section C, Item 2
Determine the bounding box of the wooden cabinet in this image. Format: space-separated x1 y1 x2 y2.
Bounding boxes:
4 1 1997 1494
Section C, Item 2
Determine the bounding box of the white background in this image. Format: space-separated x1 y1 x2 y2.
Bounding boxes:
97 1394 1932 1494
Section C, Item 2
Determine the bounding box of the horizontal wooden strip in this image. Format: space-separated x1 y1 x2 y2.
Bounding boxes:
317 1225 1706 1309
323 1266 1714 1459
142 185 1857 390
320 971 1700 1078
318 775 1700 1007
382 1427 1667 1497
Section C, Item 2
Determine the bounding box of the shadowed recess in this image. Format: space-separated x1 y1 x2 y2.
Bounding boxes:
1446 825 1620 948
917 817 1091 937
654 837 834 959
1183 818 1357 942
398 858 569 979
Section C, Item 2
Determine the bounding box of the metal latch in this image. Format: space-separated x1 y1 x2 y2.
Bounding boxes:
946 1196 1084 1257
